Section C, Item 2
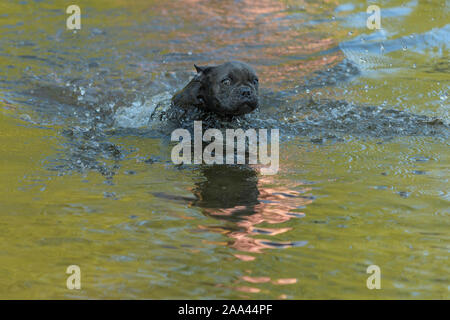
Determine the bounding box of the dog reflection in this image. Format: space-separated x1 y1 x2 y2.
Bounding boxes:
153 164 312 255
191 165 312 255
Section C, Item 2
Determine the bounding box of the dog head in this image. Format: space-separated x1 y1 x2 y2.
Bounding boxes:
172 61 259 116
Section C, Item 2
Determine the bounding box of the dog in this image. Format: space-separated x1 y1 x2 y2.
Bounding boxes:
172 61 259 117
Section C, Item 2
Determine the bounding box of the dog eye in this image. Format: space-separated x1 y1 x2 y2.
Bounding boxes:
222 78 231 86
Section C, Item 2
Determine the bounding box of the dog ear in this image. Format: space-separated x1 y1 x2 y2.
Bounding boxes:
172 76 206 109
194 64 212 74
172 65 215 109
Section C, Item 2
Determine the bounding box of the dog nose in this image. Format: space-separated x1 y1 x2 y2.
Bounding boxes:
239 86 252 98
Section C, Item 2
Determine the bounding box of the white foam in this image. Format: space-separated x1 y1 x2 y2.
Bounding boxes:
114 91 172 128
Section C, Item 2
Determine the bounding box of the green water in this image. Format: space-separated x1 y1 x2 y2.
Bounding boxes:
0 0 448 299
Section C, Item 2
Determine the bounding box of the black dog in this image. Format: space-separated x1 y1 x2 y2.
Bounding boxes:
172 61 259 116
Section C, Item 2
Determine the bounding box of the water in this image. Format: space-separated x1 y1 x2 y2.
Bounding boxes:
0 0 448 299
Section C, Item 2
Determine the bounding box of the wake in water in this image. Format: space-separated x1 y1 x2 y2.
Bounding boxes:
112 57 448 139
35 56 446 177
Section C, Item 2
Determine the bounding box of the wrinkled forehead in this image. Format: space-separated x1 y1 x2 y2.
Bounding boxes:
212 62 257 81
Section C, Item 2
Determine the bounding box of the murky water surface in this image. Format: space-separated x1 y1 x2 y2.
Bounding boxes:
0 0 448 299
